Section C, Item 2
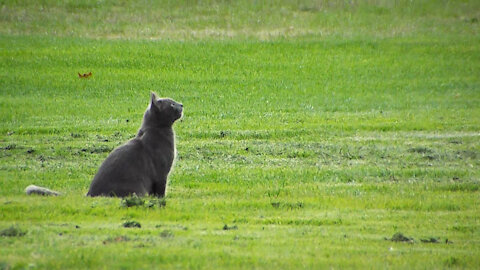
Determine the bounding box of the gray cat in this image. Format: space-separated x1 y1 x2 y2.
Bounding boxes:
25 93 183 197
86 93 183 197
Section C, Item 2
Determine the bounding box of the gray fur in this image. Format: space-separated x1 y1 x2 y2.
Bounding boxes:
87 92 183 197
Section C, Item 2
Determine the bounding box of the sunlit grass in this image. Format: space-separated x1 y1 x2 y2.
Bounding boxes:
1 0 479 269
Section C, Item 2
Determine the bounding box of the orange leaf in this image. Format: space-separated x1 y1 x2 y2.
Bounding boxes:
78 72 92 78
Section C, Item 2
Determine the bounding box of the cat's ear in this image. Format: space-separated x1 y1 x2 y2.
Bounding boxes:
150 92 158 104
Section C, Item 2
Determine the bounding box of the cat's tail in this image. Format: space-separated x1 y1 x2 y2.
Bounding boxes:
25 185 61 196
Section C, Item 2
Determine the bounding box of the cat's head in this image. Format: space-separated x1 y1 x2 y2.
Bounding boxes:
144 92 183 127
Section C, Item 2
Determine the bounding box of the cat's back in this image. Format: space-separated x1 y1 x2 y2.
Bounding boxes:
100 138 146 168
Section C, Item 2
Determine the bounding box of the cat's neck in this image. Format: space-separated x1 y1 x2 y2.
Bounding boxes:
137 125 173 137
137 126 174 147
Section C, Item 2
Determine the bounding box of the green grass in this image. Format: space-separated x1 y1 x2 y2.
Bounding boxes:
1 0 480 269
1 0 479 40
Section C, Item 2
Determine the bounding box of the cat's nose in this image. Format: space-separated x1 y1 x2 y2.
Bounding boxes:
176 104 183 112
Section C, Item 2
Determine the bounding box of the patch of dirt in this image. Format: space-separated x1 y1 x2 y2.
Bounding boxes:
79 145 113 154
223 224 238 230
122 221 141 228
385 233 452 245
420 237 440 243
408 147 432 154
385 232 414 243
160 230 174 238
1 144 17 150
271 201 304 209
103 235 130 244
456 150 477 159
155 224 188 231
0 226 26 237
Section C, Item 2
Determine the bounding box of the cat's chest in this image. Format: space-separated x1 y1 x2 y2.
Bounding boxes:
141 129 175 166
147 140 175 166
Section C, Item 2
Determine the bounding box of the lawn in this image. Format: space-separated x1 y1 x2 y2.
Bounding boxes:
1 0 479 269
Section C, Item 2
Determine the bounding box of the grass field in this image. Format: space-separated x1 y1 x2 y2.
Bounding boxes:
1 0 480 269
